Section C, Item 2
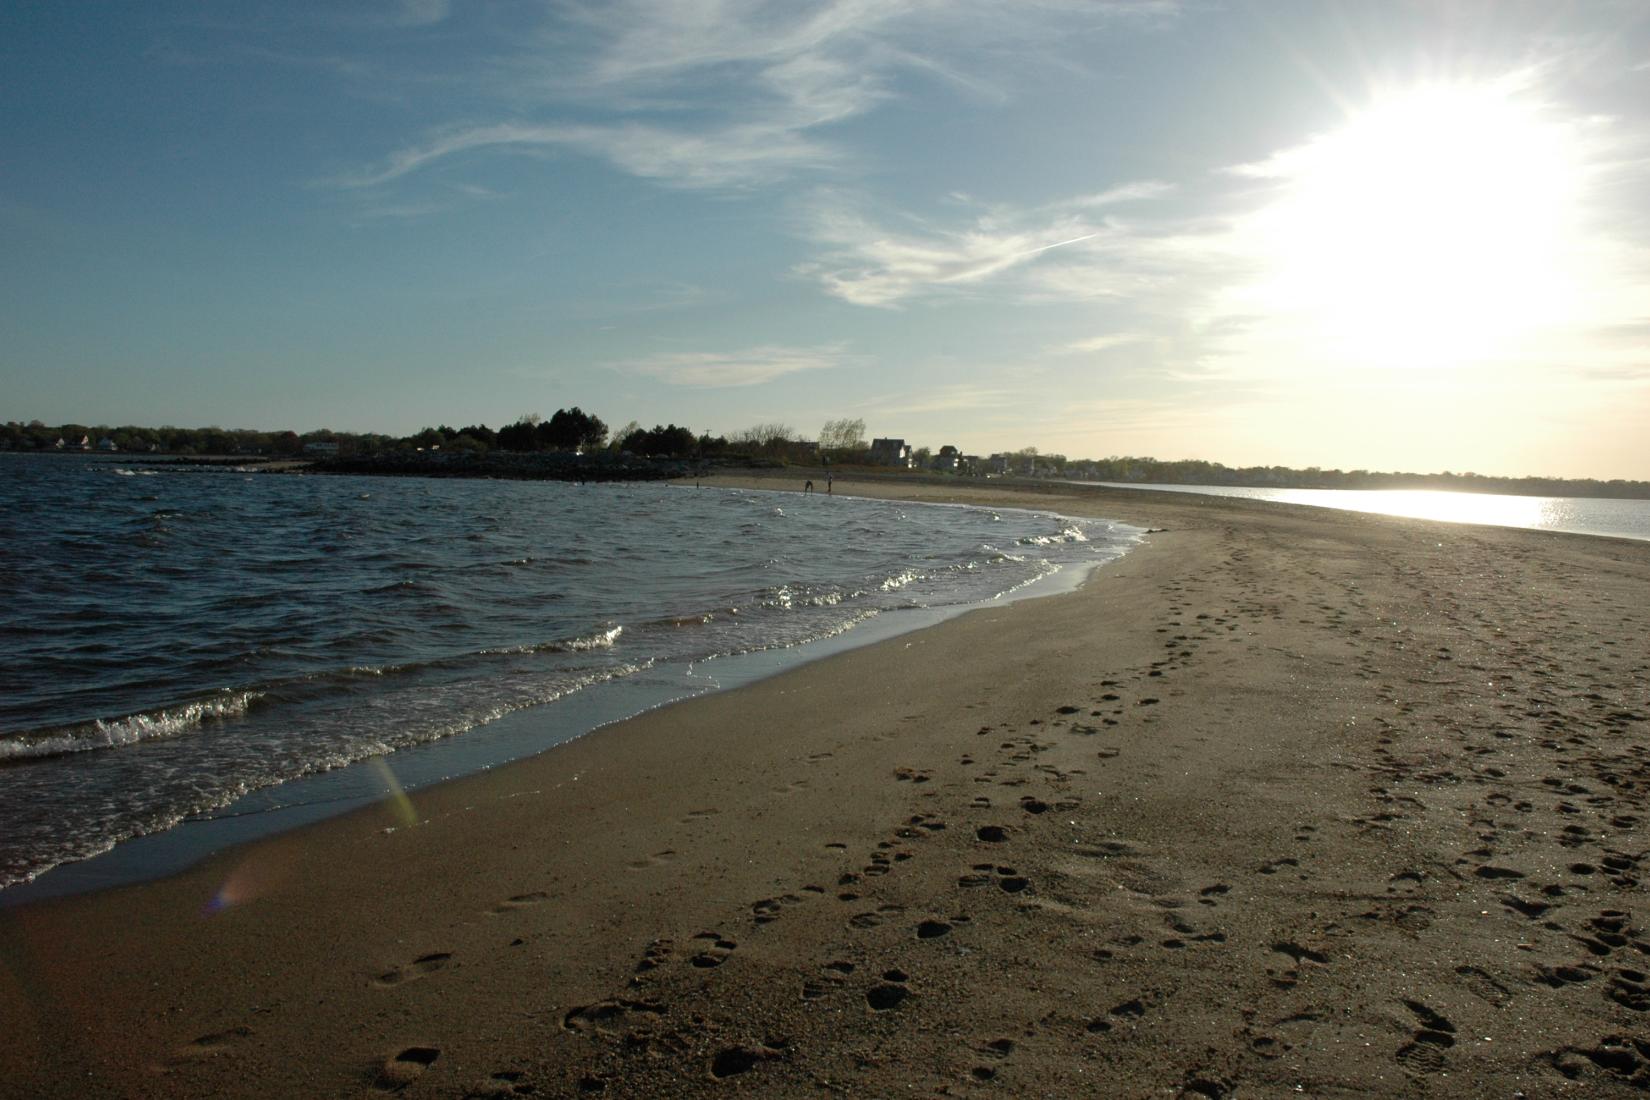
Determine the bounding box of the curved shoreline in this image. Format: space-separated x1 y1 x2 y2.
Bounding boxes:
3 475 1647 1097
1 484 1138 904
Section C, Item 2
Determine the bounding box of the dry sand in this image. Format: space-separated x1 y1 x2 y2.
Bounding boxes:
2 475 1647 1098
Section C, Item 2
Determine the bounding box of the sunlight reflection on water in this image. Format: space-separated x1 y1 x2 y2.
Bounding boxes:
1270 488 1551 528
1094 484 1650 541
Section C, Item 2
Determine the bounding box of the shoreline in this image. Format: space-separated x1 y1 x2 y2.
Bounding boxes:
3 476 1647 1096
0 482 1136 906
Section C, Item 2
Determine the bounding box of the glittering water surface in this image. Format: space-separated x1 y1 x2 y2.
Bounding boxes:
0 455 1138 888
1094 483 1650 541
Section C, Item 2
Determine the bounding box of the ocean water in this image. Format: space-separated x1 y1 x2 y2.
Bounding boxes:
1092 483 1650 542
0 455 1139 891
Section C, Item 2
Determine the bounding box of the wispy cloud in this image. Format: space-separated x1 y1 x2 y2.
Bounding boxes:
1056 332 1148 354
1072 181 1177 207
795 185 1189 307
334 1 1185 193
392 0 453 28
337 119 834 190
854 383 1030 417
336 0 919 192
611 344 849 387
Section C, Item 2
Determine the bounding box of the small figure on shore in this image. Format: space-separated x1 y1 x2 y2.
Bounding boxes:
827 474 833 495
804 479 814 493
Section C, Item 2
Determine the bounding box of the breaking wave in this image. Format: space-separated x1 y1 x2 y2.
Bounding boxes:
0 691 265 763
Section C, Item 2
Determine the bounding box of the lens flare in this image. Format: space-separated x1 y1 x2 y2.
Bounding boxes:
371 756 419 829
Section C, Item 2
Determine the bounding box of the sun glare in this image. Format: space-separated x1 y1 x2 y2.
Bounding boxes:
1242 79 1589 370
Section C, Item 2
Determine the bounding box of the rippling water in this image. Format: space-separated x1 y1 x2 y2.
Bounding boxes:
0 455 1138 888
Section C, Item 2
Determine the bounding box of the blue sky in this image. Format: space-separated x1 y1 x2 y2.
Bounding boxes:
4 1 1649 478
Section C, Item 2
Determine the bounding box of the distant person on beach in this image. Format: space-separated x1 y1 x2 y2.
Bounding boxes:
804 479 814 493
827 474 833 495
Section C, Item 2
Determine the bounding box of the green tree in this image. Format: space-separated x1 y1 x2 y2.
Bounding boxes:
543 407 608 452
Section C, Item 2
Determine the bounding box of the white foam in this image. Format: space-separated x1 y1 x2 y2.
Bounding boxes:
0 691 263 762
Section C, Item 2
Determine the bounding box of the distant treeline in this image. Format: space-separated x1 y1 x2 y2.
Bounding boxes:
2 420 402 457
0 412 797 461
7 417 1647 500
1064 456 1650 501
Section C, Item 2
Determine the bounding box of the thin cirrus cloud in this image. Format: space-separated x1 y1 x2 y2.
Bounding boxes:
612 344 848 387
334 1 1184 194
1057 333 1149 354
796 185 1180 307
391 0 452 27
336 121 834 191
854 383 1032 418
335 1 924 192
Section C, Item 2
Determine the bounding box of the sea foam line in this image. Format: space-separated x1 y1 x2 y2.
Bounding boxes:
0 691 264 762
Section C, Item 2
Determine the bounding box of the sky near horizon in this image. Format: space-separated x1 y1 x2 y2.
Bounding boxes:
4 2 1649 480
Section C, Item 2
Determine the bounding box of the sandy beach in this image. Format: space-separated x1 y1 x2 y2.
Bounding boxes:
2 475 1647 1098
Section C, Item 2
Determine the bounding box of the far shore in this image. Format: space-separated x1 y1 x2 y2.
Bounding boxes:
3 474 1648 1097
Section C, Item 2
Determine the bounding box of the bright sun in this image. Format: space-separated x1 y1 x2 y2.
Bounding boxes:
1241 79 1589 370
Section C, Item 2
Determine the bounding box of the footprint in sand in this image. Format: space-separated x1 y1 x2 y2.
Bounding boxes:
1395 1001 1456 1075
957 863 1031 894
626 850 676 871
865 968 910 1011
634 938 674 974
1455 964 1513 1007
688 932 739 968
848 904 905 930
561 998 665 1034
802 968 847 1001
374 952 453 988
1198 883 1231 906
709 1044 779 1080
751 893 810 924
172 1025 253 1063
375 1046 440 1091
474 1069 537 1096
489 891 549 913
970 1037 1016 1080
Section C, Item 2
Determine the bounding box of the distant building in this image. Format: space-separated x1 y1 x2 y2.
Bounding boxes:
97 437 118 452
933 444 960 471
869 438 913 467
304 441 340 456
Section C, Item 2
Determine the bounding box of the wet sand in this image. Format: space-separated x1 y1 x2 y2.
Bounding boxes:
2 475 1647 1097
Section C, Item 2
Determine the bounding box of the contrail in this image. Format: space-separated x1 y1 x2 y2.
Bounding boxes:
938 231 1102 285
1014 231 1102 259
